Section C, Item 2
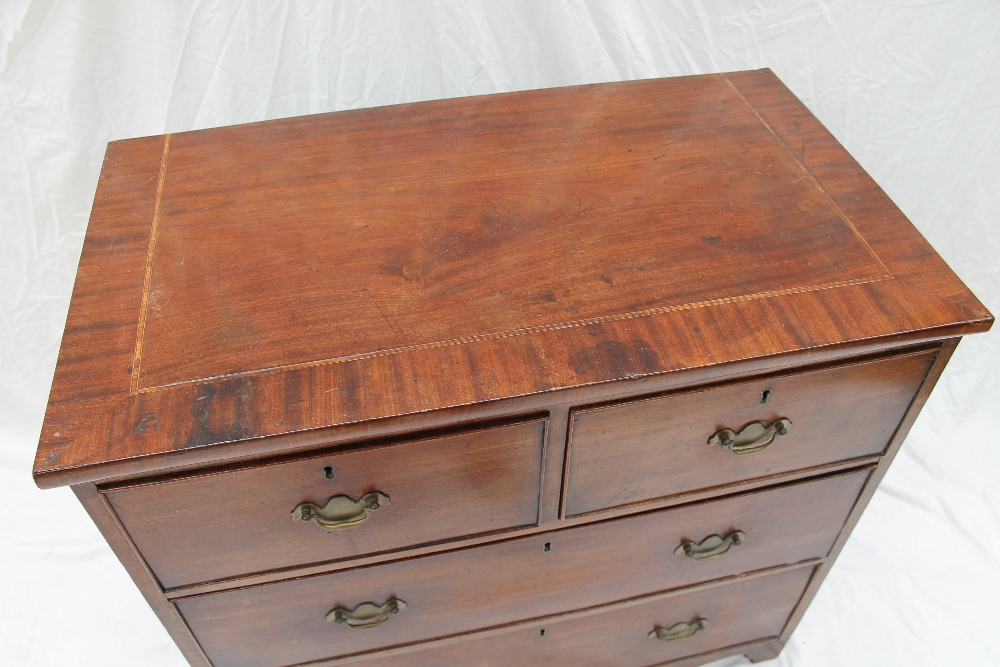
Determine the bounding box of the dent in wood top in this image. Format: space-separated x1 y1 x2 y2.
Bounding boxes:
34 69 992 487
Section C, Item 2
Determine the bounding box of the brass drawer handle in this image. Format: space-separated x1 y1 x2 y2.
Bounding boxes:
707 417 791 455
291 492 390 530
326 599 407 629
648 618 708 642
674 530 745 562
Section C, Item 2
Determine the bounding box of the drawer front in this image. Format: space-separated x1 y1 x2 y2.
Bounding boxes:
565 349 935 516
346 566 816 667
107 419 545 589
177 469 866 667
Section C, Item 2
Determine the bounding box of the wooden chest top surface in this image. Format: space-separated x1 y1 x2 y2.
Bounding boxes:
34 68 991 487
140 74 884 390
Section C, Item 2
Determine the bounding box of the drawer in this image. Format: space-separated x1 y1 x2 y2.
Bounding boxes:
345 566 816 667
177 469 867 667
106 419 546 589
565 349 935 516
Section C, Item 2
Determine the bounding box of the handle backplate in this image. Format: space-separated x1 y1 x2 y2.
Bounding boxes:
326 599 406 629
291 492 390 530
648 618 708 642
707 418 791 455
674 530 745 562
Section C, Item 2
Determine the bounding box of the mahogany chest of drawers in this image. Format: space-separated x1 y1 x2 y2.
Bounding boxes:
35 69 992 666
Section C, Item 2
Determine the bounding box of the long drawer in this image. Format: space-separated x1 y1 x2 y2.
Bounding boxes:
343 566 817 667
565 349 934 516
176 469 868 667
106 419 546 588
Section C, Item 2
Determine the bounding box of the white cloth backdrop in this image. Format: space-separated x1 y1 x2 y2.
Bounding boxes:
2 1 998 665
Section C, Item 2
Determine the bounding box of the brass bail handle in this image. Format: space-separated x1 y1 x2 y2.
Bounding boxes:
291 492 390 530
326 599 407 629
648 618 708 642
675 530 745 562
707 417 791 455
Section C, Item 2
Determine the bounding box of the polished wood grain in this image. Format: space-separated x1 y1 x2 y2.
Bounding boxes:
105 419 545 589
565 348 934 516
34 69 991 489
50 335 946 489
268 566 816 667
165 454 877 599
176 470 865 666
140 78 886 390
38 69 994 667
538 404 571 525
71 483 212 667
297 562 813 667
764 337 961 658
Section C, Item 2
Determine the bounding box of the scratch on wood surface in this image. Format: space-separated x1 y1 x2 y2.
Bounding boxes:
369 295 406 339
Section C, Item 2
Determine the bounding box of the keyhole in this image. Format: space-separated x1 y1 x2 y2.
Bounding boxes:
760 389 772 404
539 628 547 637
323 466 336 480
543 542 552 552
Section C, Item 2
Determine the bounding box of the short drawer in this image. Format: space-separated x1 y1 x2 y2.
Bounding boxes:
106 419 546 589
177 469 867 667
345 566 816 667
565 348 935 516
